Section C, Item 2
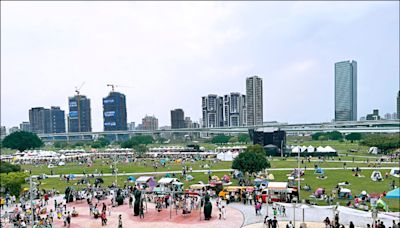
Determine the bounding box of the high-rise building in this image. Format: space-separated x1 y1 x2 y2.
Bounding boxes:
19 121 31 132
202 94 224 128
68 95 91 132
29 107 50 134
335 60 357 121
0 126 6 139
142 115 158 131
50 106 66 133
392 113 398 120
103 91 127 131
127 122 136 131
29 106 65 134
246 76 263 126
224 92 247 127
397 90 400 119
9 126 20 134
384 113 392 120
184 117 193 128
366 109 380 120
171 109 185 129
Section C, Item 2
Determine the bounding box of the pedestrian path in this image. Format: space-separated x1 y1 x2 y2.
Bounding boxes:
227 202 399 228
36 167 397 179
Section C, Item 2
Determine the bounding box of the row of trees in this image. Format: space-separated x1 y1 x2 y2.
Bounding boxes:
311 131 362 142
209 134 250 144
360 134 400 151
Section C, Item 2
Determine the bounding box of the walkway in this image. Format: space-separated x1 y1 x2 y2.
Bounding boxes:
227 202 399 228
35 167 397 179
1 196 244 228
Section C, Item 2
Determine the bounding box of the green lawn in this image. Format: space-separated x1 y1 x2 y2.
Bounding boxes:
21 160 233 176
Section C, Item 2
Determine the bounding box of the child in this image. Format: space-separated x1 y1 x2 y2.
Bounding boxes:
222 206 226 220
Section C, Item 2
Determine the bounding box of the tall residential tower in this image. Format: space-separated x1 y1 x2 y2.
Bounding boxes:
171 109 185 129
202 94 224 128
246 76 263 126
103 91 127 131
68 95 92 132
223 92 247 127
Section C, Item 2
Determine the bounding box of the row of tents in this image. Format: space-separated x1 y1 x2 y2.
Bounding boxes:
290 145 337 156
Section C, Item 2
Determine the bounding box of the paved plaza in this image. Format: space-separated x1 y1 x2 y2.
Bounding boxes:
1 196 244 228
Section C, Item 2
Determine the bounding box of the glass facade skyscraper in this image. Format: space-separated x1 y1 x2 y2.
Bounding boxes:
335 60 357 121
103 91 127 131
68 95 92 132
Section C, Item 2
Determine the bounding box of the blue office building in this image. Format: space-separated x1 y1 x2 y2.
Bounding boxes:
103 91 127 131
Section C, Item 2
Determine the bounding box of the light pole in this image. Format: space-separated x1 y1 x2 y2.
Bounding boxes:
30 176 34 225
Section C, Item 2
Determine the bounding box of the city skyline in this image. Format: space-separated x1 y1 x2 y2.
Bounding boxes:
1 1 399 131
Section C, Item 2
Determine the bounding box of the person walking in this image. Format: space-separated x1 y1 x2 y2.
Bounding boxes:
66 212 71 227
101 211 107 226
118 214 123 228
349 221 355 228
272 216 279 228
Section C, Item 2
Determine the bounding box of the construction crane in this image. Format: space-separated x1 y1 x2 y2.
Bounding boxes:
107 84 133 92
75 82 85 95
74 82 85 132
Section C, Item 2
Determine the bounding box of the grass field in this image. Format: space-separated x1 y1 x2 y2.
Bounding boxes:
20 157 398 176
23 168 400 211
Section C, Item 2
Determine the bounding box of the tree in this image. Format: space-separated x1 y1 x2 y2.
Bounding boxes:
232 150 270 177
0 162 21 174
2 131 43 151
134 144 148 157
238 134 251 144
229 136 238 143
345 133 362 143
312 132 323 141
318 135 327 141
245 144 265 155
54 141 68 149
211 135 231 144
360 134 400 151
0 172 29 196
120 135 154 148
91 137 110 148
327 131 343 140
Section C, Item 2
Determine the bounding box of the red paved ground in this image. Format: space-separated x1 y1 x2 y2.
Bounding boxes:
5 198 243 228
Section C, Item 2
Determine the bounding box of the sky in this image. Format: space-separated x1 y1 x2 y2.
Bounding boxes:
1 1 399 131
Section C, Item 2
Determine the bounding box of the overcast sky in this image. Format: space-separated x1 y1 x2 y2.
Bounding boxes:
1 1 399 131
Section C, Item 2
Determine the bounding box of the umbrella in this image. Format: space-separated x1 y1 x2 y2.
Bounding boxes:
385 188 400 199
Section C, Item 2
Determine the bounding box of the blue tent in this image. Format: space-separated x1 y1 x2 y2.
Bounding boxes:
314 168 324 175
385 188 400 199
68 174 76 179
127 176 136 181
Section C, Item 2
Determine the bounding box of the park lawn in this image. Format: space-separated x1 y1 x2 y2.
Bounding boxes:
23 168 399 211
23 171 238 194
287 140 371 155
21 160 234 176
264 169 400 212
21 157 399 176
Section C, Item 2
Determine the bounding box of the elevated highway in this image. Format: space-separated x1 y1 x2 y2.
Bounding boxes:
37 120 400 141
